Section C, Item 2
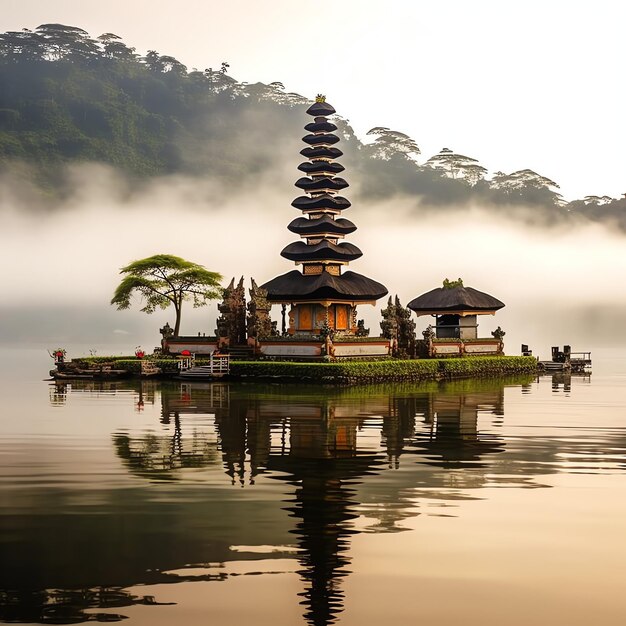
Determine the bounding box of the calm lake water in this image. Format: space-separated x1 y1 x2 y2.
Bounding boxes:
1 347 626 625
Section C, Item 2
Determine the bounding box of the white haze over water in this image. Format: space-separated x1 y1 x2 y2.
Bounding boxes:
2 167 625 359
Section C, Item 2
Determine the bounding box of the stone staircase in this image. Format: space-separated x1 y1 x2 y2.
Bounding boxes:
227 345 255 361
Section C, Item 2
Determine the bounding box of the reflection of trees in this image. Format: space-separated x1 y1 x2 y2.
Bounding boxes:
0 488 285 623
111 382 221 480
355 387 507 532
412 388 505 469
0 587 172 624
113 413 219 480
381 395 422 467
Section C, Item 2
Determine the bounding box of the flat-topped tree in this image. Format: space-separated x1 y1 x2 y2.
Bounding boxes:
111 254 223 337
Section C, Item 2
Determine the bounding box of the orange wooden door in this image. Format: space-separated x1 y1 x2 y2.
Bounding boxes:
299 305 313 330
336 304 348 330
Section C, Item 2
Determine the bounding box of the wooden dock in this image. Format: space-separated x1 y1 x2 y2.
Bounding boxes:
538 347 591 374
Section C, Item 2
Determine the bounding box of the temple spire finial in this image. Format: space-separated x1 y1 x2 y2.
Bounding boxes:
315 94 326 103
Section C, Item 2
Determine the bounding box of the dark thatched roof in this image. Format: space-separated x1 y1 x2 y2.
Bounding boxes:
262 270 388 302
407 286 505 314
288 215 356 236
304 120 338 133
302 133 340 146
291 194 351 212
280 240 362 262
306 101 336 117
297 160 345 175
295 176 348 192
300 146 343 160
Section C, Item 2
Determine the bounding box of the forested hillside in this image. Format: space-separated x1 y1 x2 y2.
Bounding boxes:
0 23 624 225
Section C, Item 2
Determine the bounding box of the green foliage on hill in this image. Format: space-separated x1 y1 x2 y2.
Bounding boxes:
0 24 313 190
0 23 624 223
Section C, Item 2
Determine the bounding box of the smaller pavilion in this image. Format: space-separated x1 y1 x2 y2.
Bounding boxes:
408 279 505 356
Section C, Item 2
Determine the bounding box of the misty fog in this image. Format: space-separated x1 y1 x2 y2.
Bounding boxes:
2 163 625 360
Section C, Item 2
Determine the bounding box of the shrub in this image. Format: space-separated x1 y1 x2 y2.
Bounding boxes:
230 357 536 384
71 355 137 364
232 359 440 384
437 356 537 377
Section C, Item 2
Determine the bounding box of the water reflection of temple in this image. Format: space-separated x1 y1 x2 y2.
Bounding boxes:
154 382 511 626
243 401 379 626
21 374 563 626
413 387 505 468
158 384 381 625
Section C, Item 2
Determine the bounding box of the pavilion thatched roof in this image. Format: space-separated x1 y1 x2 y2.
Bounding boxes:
407 285 505 315
262 270 387 303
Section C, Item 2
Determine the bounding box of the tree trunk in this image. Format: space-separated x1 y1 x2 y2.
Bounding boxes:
173 304 181 337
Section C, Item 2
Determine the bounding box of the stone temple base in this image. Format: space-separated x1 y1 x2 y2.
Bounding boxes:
258 338 391 359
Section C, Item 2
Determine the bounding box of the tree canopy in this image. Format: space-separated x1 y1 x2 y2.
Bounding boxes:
0 23 622 228
491 169 563 205
366 127 421 162
111 254 223 336
425 148 488 185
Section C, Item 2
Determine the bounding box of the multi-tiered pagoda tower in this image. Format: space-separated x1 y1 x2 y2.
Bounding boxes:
262 96 387 335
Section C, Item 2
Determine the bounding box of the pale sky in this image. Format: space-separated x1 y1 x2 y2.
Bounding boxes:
3 0 625 200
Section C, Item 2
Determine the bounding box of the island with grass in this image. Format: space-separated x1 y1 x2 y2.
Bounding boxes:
50 96 537 383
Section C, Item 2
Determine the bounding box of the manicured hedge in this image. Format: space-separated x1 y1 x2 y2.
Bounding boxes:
437 356 537 377
69 358 180 374
71 355 138 364
230 356 537 384
234 359 437 384
113 359 181 374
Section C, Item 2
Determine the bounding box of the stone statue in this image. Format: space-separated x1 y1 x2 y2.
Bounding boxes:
355 319 370 337
159 322 174 339
491 326 506 340
247 278 276 339
381 295 416 356
422 324 435 341
215 277 247 345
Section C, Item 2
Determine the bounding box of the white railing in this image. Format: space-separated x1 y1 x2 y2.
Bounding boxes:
209 354 230 374
140 361 160 375
178 353 230 377
177 355 195 371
